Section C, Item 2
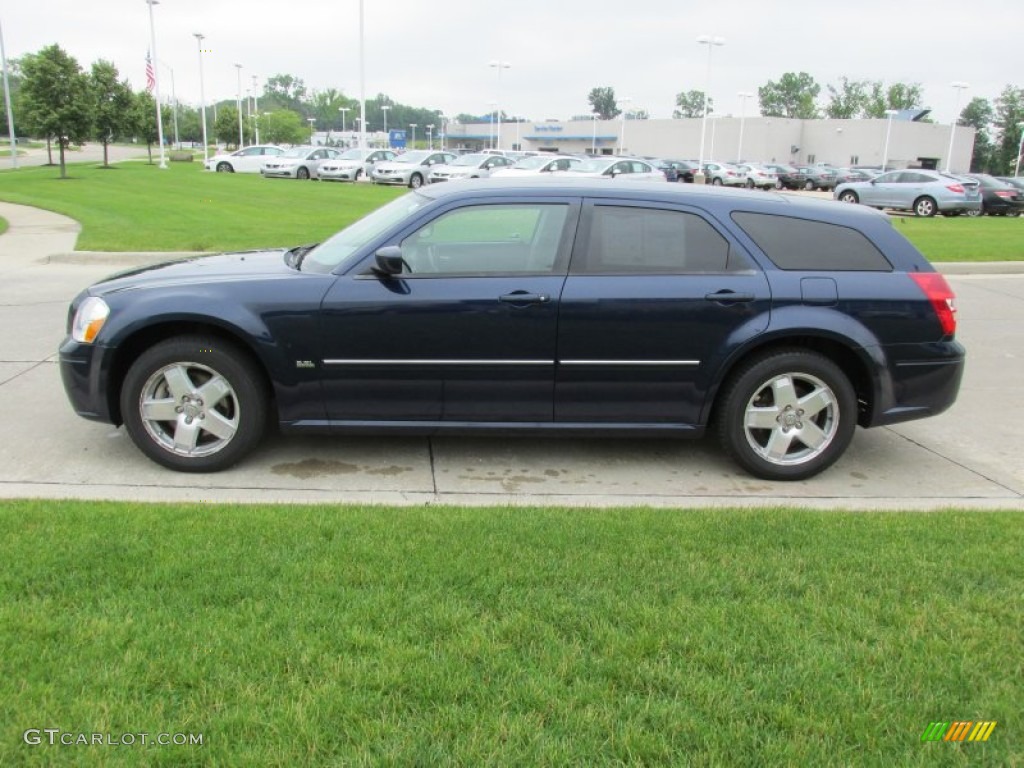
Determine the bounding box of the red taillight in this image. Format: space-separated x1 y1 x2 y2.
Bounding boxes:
910 272 957 336
994 190 1014 199
946 183 965 194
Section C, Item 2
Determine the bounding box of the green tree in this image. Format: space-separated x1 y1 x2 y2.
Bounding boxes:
89 60 134 167
214 105 244 148
959 97 993 172
258 110 306 145
758 72 820 119
132 90 172 163
262 73 307 114
673 90 710 119
825 78 867 119
862 82 925 118
992 85 1024 174
587 87 619 120
19 45 93 178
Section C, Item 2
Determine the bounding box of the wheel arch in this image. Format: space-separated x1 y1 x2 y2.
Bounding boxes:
704 332 879 430
105 320 277 426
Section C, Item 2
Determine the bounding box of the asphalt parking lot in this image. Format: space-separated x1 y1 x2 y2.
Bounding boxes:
1 201 1021 509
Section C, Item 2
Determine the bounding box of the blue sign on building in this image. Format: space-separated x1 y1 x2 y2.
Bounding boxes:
389 129 407 149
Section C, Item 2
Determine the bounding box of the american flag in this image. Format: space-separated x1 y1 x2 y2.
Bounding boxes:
145 51 155 93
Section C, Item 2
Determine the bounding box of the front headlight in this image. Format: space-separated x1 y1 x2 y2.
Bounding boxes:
71 296 109 343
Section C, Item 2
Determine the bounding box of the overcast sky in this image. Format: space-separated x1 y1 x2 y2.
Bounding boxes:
4 1 1017 125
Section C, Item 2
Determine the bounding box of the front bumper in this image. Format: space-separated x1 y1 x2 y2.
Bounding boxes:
319 166 363 181
59 337 119 424
371 171 413 185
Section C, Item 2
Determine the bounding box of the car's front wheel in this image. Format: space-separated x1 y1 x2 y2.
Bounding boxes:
838 190 859 204
296 166 310 180
804 180 815 191
717 349 857 481
409 173 424 189
120 336 268 472
216 162 233 173
712 177 723 186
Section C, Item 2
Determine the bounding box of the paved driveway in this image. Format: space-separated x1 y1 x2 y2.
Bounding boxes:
1 201 1021 509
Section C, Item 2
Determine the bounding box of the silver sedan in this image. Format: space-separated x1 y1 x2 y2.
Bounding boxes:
260 147 340 180
318 148 396 182
427 153 515 183
371 151 457 188
555 157 666 182
834 169 982 217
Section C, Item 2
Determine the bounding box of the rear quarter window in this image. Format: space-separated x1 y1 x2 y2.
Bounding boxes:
730 211 893 272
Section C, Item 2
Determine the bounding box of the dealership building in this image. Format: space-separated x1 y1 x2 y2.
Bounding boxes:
441 113 976 172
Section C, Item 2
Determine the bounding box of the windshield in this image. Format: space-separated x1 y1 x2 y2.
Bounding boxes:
301 192 429 273
451 154 486 166
510 156 550 170
280 147 311 158
339 149 369 160
393 150 431 164
571 158 610 173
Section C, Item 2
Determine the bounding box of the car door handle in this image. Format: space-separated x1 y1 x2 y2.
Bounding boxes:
499 291 551 306
704 290 755 304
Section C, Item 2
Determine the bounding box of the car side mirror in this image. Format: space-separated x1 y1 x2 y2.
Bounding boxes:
373 245 405 277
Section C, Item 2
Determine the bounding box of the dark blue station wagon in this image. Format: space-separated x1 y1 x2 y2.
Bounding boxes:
59 179 965 480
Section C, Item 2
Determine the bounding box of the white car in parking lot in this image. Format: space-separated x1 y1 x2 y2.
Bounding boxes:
204 145 285 173
318 148 396 182
260 147 340 180
555 156 666 182
427 153 515 183
491 154 582 177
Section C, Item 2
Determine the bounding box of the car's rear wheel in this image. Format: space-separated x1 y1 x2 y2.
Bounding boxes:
914 196 938 217
296 166 310 180
120 336 268 472
965 206 983 217
216 162 233 173
354 169 363 181
409 173 424 189
717 349 856 481
838 191 859 204
712 177 723 186
804 180 815 191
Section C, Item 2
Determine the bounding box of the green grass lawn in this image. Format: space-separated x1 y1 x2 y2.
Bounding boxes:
0 161 405 252
1 501 1020 766
0 160 1021 260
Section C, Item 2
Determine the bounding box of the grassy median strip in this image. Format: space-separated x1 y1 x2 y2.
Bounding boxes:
1 160 1022 261
1 501 1020 766
0 161 405 252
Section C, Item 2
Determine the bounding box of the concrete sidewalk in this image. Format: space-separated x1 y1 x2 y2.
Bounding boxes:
1 200 1022 509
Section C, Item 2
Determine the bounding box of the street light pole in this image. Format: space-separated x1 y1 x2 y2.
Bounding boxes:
234 63 243 148
381 104 390 144
696 35 725 181
591 112 599 155
159 61 179 149
409 123 417 149
881 109 897 172
193 33 208 164
489 60 510 150
307 117 315 144
145 0 167 168
426 124 434 150
358 0 366 150
619 96 632 154
0 18 18 169
251 74 260 144
736 91 753 163
338 107 349 144
1015 122 1024 178
945 81 969 172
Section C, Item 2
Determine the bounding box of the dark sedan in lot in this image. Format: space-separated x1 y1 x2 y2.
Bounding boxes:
60 180 965 481
962 174 1024 216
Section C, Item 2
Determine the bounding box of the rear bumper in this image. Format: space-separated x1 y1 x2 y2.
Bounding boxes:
867 341 966 427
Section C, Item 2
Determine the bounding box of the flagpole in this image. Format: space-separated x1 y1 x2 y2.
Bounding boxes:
146 0 167 169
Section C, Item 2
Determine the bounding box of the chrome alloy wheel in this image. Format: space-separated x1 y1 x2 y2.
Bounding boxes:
742 372 839 466
138 362 240 457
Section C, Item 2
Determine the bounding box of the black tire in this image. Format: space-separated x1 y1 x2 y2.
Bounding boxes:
746 179 755 189
712 177 723 186
838 191 859 204
409 173 424 189
804 180 815 191
965 207 982 217
216 162 233 173
120 335 268 472
716 349 857 481
354 168 363 181
913 196 938 217
296 166 310 180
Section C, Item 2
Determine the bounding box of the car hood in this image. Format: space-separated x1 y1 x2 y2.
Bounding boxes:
88 249 297 296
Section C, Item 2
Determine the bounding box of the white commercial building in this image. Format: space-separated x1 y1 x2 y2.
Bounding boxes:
444 116 976 172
